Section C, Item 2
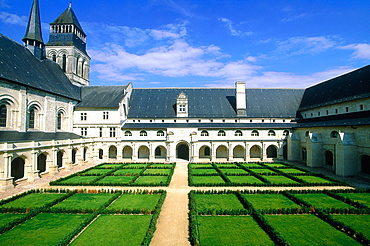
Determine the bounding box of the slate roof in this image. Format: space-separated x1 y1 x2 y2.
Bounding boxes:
23 0 43 44
0 34 81 101
123 123 295 129
298 65 370 111
127 88 304 118
50 5 85 34
0 131 82 142
76 86 126 108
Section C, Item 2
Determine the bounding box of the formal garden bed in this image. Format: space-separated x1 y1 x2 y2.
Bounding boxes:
0 189 166 245
50 163 175 186
189 189 370 245
188 162 347 187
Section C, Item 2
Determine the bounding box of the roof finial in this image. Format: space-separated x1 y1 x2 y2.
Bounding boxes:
69 1 72 8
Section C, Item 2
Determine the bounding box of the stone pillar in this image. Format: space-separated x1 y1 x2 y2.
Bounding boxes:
0 153 14 191
306 133 323 167
48 148 59 175
27 150 40 182
116 143 122 161
245 142 250 162
192 142 199 162
132 143 138 161
149 143 155 162
288 133 301 162
228 142 233 162
261 142 267 161
336 133 358 176
211 143 216 162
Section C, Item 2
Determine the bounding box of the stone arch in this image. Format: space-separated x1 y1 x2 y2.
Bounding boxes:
155 145 167 159
301 147 307 162
71 148 77 164
83 147 88 161
98 149 103 159
325 151 334 166
282 144 288 160
37 153 47 173
0 95 18 128
27 102 42 130
11 156 25 181
216 145 228 159
176 142 189 161
47 50 57 62
199 145 211 159
266 145 278 158
56 108 67 131
233 145 245 159
250 145 261 158
109 145 117 159
138 145 149 159
57 150 64 168
361 155 370 174
57 50 69 72
122 146 133 159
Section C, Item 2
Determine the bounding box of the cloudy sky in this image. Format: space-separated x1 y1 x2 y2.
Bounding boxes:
1 0 370 88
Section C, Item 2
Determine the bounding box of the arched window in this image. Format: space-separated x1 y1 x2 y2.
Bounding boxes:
124 131 132 136
218 130 226 136
155 146 161 156
305 131 310 137
0 104 7 127
157 130 165 136
330 131 339 138
28 107 36 129
268 130 276 136
52 54 56 62
235 130 242 136
57 112 63 130
204 146 210 156
283 130 289 136
251 130 259 136
201 130 209 136
140 130 147 136
62 54 67 72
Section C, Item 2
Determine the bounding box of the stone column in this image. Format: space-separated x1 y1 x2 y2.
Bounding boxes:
149 143 155 162
288 133 301 162
0 153 14 191
48 147 59 175
132 143 138 161
245 142 250 162
27 150 40 182
228 142 233 162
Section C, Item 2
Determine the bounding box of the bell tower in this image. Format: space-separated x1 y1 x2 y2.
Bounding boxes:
45 3 90 86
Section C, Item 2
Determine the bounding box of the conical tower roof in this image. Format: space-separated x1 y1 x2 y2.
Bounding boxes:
23 0 44 44
50 3 85 34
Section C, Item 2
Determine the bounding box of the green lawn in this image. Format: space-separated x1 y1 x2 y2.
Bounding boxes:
113 169 143 176
197 216 274 246
337 193 370 208
191 175 226 185
293 193 355 209
331 214 370 239
95 176 136 184
219 168 249 175
82 169 113 175
194 194 245 212
189 164 213 168
191 168 219 175
239 163 264 168
251 169 278 175
0 193 66 209
123 164 149 169
58 176 98 185
276 168 308 174
242 193 301 210
296 176 335 184
214 163 239 168
263 163 288 168
264 214 360 245
143 169 171 175
71 214 152 246
96 164 123 169
0 213 91 245
133 176 169 185
0 213 26 227
262 175 300 185
227 175 265 184
149 164 174 168
108 194 161 212
51 193 116 211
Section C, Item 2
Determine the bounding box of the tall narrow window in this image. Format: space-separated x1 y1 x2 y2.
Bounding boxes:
29 108 35 129
81 128 87 136
62 54 67 72
110 128 116 137
57 112 62 130
0 105 7 127
103 112 109 120
80 113 87 121
52 54 56 62
99 127 103 137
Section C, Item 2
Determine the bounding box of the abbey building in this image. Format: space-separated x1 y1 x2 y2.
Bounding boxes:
0 0 369 191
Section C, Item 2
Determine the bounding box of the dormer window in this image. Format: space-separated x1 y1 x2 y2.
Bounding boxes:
176 92 188 117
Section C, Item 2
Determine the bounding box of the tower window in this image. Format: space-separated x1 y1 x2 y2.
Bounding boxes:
56 112 62 130
29 107 36 129
62 54 67 72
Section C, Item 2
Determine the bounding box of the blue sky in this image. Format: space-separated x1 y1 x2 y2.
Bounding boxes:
1 0 370 88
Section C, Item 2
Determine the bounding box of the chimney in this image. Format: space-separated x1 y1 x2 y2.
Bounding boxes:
235 81 246 116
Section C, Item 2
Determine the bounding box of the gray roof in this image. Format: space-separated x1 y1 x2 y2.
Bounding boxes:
76 86 126 108
0 131 82 142
298 65 370 112
23 0 43 44
0 34 81 101
296 117 370 128
127 88 304 118
50 6 84 34
123 122 295 129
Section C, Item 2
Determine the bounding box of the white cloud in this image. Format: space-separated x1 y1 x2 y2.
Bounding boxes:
0 11 27 26
218 17 252 37
274 36 336 56
340 43 370 60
